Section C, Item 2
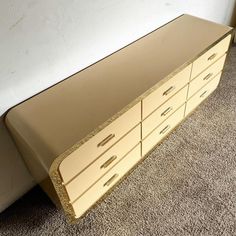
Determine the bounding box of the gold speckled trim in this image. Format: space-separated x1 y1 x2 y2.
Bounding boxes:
49 30 234 223
51 86 217 224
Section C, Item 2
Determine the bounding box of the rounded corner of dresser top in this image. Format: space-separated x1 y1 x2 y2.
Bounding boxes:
49 150 73 183
49 154 64 179
4 108 15 128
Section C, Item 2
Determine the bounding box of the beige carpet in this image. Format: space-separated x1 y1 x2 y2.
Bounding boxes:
1 45 236 236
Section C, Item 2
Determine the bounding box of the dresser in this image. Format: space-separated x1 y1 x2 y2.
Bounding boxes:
5 14 233 223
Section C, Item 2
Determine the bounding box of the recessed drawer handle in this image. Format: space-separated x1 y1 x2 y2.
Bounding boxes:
97 134 115 147
203 73 213 81
200 90 208 98
208 53 217 61
163 86 175 96
100 155 117 169
159 125 170 135
103 174 119 187
161 106 173 116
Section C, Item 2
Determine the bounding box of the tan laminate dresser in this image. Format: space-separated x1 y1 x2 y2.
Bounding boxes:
5 14 233 223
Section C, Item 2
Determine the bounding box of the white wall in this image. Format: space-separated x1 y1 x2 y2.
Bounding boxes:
0 0 235 116
0 0 235 212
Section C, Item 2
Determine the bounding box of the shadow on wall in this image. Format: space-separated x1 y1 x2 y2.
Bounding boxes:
0 114 35 212
231 1 236 42
230 1 236 27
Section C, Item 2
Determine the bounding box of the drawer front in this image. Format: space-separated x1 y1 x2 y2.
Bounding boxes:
191 35 231 79
142 85 188 138
143 64 191 118
65 124 141 202
142 105 185 156
72 144 141 218
185 73 221 116
188 54 226 98
59 102 141 183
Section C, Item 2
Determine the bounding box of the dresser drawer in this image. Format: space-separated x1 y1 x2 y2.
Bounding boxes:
191 35 231 79
72 144 141 218
64 124 141 202
185 73 221 115
142 64 191 118
142 105 185 156
59 102 141 183
142 85 188 138
188 54 226 98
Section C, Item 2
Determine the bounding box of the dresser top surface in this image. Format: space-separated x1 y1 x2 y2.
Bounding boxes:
6 14 232 162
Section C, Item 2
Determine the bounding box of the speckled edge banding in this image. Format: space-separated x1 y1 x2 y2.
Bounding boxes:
49 30 234 224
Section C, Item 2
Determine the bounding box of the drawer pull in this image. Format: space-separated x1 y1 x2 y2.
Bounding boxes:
200 90 208 98
159 125 170 135
97 134 115 147
161 106 173 116
208 53 217 61
103 174 119 187
203 73 213 81
100 155 117 169
163 86 175 96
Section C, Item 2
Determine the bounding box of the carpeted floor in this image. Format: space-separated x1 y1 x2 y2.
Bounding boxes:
1 45 236 236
